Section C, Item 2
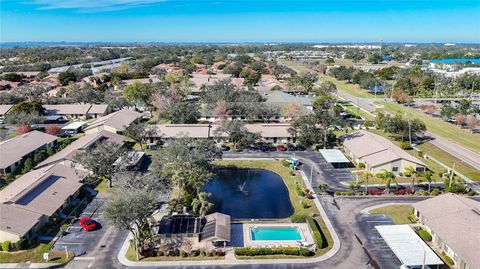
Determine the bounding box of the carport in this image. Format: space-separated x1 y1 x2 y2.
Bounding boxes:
375 225 443 268
319 149 350 168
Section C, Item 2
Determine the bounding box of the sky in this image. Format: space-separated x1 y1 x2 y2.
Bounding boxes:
1 0 479 43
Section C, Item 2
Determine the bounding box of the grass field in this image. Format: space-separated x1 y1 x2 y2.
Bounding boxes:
216 159 333 256
416 143 480 181
369 205 414 225
0 242 73 264
378 101 480 153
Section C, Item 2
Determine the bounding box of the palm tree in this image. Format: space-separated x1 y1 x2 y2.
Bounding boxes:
363 171 373 194
423 171 433 193
381 170 396 194
405 166 418 194
191 192 214 217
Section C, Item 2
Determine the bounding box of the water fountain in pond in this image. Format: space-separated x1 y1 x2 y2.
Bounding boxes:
237 180 249 195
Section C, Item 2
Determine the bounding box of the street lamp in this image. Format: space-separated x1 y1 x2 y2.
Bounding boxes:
207 124 212 139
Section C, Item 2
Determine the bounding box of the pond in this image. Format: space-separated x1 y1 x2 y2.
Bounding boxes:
203 169 294 219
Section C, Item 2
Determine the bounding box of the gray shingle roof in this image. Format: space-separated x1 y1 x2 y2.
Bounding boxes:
84 109 142 132
0 131 57 169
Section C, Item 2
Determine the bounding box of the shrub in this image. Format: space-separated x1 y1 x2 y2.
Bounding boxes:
180 250 187 257
289 170 296 176
296 186 305 197
431 188 441 196
281 160 290 167
407 214 418 223
443 252 454 265
2 241 12 252
234 247 308 256
417 150 424 157
307 216 324 249
189 250 199 257
14 239 27 250
157 251 164 256
418 229 432 242
358 163 365 169
200 249 206 256
400 141 412 150
368 188 383 195
467 190 478 196
290 213 308 223
207 250 215 257
302 202 310 209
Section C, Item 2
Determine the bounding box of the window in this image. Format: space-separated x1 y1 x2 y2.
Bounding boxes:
392 167 398 172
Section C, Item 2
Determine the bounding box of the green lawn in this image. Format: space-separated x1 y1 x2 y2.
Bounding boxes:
0 242 74 264
216 160 333 256
416 142 480 181
378 101 480 153
369 205 414 224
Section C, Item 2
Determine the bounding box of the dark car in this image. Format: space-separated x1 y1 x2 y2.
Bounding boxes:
259 145 270 152
79 217 97 231
296 145 306 151
220 144 230 151
287 144 297 151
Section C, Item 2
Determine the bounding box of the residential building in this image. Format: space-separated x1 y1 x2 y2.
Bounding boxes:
43 104 109 119
84 109 142 135
414 194 480 269
150 123 295 144
189 74 245 94
0 131 57 175
342 130 426 174
0 164 86 243
36 130 125 169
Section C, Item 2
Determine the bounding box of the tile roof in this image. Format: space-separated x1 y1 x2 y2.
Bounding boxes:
0 131 57 169
414 194 480 268
84 109 142 132
343 130 426 167
37 130 125 167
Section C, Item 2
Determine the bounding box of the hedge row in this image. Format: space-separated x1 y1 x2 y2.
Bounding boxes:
234 247 312 257
0 239 27 252
306 216 324 249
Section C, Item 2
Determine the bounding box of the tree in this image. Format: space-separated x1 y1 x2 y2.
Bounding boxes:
191 192 214 217
16 124 32 135
391 89 412 104
316 81 337 96
440 104 457 120
124 122 156 151
363 171 373 194
404 166 418 194
282 101 307 120
105 189 158 256
2 73 23 82
289 72 317 93
367 54 383 64
423 171 433 193
123 82 155 109
376 112 426 141
213 100 229 120
73 140 128 187
9 101 45 115
21 158 33 174
288 115 322 146
0 125 9 141
58 71 77 86
152 138 221 207
325 58 335 65
455 114 466 127
214 120 260 150
466 116 479 131
158 101 200 124
6 111 44 125
45 124 61 135
381 170 397 194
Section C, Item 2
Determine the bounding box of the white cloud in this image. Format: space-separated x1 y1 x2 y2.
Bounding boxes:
31 0 168 11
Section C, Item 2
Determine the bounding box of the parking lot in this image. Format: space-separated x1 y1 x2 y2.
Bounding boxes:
52 197 107 256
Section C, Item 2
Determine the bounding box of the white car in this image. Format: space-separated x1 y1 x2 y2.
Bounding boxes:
400 265 431 269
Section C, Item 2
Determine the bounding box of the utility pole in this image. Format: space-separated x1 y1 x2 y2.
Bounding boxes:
405 112 412 146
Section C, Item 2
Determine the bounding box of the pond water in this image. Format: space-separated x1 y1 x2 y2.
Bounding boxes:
203 169 294 219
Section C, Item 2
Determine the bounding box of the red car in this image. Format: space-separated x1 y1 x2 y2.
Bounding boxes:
79 217 97 231
277 145 287 151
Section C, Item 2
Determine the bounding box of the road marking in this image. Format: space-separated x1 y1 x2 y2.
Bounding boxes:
55 242 83 245
87 261 95 268
366 220 392 223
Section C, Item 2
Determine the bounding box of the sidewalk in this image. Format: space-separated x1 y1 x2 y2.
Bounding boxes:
0 263 61 269
116 166 341 267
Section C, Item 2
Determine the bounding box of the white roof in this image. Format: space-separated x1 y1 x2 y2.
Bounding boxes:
375 225 443 267
319 149 350 163
61 121 87 130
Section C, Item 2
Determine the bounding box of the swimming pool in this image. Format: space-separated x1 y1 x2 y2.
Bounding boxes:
251 227 301 241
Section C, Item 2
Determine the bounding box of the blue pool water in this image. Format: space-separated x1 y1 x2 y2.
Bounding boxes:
430 58 480 64
251 227 301 241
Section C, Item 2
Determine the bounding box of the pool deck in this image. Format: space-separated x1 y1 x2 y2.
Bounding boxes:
242 223 315 250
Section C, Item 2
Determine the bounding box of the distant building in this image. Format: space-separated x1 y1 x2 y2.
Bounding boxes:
0 131 57 175
342 130 426 174
0 164 86 243
43 104 109 119
413 194 480 269
84 109 142 135
189 74 245 94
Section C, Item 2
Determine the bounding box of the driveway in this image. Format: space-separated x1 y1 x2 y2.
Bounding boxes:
53 197 107 256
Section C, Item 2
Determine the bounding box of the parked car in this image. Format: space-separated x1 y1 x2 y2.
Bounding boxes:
80 217 97 231
277 145 287 151
220 144 230 151
296 145 306 151
287 144 297 151
259 145 270 152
